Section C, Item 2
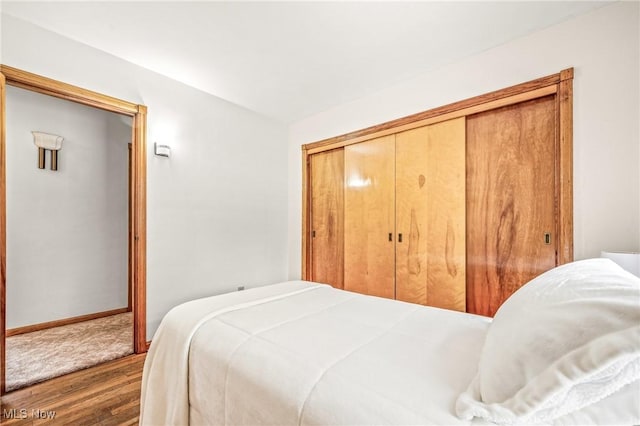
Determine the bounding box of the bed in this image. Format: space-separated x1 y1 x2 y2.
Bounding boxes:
140 259 640 425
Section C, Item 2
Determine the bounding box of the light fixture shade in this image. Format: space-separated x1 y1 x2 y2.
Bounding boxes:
601 251 640 277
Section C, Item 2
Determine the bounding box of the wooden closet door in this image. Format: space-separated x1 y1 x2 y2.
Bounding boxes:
466 95 557 317
344 135 395 299
395 118 466 310
395 126 429 305
310 149 344 289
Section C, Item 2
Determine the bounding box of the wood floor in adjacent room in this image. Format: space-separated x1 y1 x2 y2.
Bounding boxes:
0 353 145 425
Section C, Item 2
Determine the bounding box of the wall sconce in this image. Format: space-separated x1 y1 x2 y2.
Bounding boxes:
601 251 640 277
32 131 64 171
154 143 171 158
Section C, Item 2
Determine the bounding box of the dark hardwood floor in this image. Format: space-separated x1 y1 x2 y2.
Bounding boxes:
1 353 145 425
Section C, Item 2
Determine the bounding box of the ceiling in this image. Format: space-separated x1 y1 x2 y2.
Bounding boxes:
2 1 609 123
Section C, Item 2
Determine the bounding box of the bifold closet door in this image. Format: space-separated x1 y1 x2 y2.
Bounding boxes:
344 135 395 299
466 95 557 317
309 149 344 289
395 118 466 311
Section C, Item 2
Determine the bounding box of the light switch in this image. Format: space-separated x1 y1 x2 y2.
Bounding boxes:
154 143 171 158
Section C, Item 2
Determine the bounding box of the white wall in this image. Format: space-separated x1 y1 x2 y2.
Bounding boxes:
5 86 129 328
1 14 289 337
287 1 640 279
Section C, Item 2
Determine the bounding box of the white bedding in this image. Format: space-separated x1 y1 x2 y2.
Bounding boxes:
141 281 491 425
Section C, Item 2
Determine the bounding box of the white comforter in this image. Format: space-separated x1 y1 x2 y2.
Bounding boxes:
140 281 491 425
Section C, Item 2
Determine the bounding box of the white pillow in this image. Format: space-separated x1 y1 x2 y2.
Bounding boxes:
554 380 640 425
456 258 640 424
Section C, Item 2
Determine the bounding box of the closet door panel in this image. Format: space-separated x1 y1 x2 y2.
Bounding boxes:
395 126 429 305
424 118 466 311
310 149 344 289
466 95 557 317
344 135 395 299
395 118 466 310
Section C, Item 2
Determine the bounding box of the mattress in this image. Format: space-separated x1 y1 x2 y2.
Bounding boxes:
141 281 491 425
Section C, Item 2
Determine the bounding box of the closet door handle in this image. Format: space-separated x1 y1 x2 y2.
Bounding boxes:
398 233 403 243
388 233 393 242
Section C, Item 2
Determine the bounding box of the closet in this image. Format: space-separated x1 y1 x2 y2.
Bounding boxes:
341 119 466 310
343 134 395 299
303 69 573 317
466 96 558 316
309 149 344 289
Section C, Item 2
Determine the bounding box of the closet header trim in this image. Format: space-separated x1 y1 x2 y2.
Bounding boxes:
303 68 573 155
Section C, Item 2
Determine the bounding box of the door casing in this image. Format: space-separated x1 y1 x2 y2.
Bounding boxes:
0 65 148 395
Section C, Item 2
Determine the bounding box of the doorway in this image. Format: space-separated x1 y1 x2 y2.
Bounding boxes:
0 65 148 395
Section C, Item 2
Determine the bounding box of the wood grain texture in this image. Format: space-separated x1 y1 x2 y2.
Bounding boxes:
310 149 344 289
344 135 395 299
466 96 558 317
1 67 148 394
558 75 574 264
307 86 557 156
1 72 6 395
0 354 145 425
6 308 129 337
132 105 147 354
303 70 566 154
394 126 428 305
560 68 574 81
128 144 133 312
301 70 573 293
0 65 139 116
424 118 466 311
394 119 465 310
301 149 310 279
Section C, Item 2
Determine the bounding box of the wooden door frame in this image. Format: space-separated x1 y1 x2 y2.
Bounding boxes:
301 68 574 279
0 65 148 395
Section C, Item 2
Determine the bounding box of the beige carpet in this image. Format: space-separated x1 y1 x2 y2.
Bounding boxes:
6 312 134 392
